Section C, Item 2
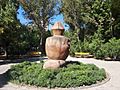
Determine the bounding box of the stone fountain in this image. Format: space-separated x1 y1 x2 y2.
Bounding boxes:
43 22 70 69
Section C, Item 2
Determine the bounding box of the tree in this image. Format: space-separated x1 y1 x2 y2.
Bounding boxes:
111 0 120 38
0 0 19 57
87 0 114 40
62 0 114 41
0 0 33 58
19 0 59 55
111 0 120 19
61 0 96 41
62 0 83 30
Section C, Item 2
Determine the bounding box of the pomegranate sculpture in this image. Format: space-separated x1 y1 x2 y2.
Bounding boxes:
43 22 70 69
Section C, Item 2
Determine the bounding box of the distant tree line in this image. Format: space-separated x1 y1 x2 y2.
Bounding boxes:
62 0 120 59
0 0 120 59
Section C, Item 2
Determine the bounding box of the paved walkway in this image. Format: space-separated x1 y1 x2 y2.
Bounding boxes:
0 57 120 90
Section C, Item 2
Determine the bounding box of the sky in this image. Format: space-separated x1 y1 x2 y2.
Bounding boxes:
17 6 69 30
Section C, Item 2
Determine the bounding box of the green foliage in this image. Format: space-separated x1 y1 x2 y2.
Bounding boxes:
89 37 120 59
0 0 48 56
64 30 80 56
0 0 23 56
0 0 17 25
98 38 120 59
64 30 90 55
89 31 104 56
19 0 59 55
62 0 119 59
0 0 52 57
62 0 84 30
86 0 113 40
7 61 106 88
111 0 120 38
111 0 120 18
62 0 114 41
107 38 120 58
65 30 120 59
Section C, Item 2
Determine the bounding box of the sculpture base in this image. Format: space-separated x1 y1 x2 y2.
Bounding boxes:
43 60 66 69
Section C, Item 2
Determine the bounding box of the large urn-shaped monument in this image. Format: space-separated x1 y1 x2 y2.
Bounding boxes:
43 22 70 69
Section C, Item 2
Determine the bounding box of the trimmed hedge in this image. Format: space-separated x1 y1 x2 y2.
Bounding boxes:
7 61 106 88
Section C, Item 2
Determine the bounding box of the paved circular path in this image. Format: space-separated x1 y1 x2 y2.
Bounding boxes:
0 57 120 90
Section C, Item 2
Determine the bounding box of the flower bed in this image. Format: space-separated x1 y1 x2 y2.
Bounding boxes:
75 52 94 58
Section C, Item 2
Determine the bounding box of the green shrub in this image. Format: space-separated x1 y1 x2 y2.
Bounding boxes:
84 37 120 59
99 38 120 59
7 61 106 88
89 38 104 55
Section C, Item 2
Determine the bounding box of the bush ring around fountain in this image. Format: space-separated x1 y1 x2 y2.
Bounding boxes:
7 61 110 89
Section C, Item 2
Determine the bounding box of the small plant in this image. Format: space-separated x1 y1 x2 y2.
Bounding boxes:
7 61 106 88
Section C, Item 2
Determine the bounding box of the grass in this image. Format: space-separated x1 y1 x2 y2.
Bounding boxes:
7 61 106 88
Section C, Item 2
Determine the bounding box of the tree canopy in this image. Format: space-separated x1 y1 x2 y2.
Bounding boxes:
0 0 120 59
19 0 60 54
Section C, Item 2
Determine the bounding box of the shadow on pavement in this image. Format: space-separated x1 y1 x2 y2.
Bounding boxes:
0 71 8 88
0 57 48 88
0 57 48 65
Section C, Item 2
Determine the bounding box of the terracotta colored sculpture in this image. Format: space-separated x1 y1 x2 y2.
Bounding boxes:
43 22 70 69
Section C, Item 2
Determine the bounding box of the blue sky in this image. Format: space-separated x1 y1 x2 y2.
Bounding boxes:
17 6 69 30
17 6 32 25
